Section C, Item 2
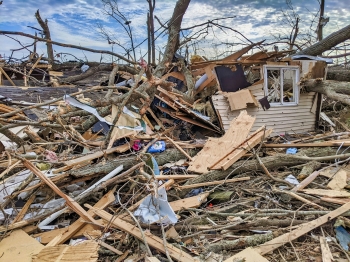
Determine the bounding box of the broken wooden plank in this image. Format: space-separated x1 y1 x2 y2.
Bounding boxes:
27 54 43 77
87 205 197 262
169 192 210 211
291 170 320 192
54 189 116 245
320 236 334 262
63 145 129 167
165 135 193 161
23 159 98 225
12 193 36 223
224 247 269 262
188 110 255 174
176 177 250 190
32 240 98 262
210 126 272 170
254 201 350 255
302 189 350 198
0 67 16 86
327 169 347 190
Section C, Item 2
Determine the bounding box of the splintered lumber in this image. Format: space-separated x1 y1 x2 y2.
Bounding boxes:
253 201 350 255
210 127 272 170
292 170 320 192
32 240 98 262
169 192 209 210
0 229 44 262
176 177 250 190
63 145 130 167
146 257 162 262
0 67 16 86
165 135 193 161
87 206 197 262
12 193 36 223
55 189 116 245
301 189 350 198
223 247 269 262
327 169 347 190
27 54 43 76
188 110 255 174
22 159 98 224
320 236 334 262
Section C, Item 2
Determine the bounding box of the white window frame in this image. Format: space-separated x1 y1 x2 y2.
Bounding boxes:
263 65 300 106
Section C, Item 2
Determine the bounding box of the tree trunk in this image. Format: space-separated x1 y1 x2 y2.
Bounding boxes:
295 23 350 56
35 10 54 65
327 67 350 82
179 147 337 197
154 0 191 77
303 79 350 106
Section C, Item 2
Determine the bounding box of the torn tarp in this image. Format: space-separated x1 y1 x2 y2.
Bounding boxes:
134 187 177 225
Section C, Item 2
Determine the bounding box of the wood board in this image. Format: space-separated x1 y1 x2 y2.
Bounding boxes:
210 126 272 170
0 229 44 262
32 240 98 262
188 110 255 173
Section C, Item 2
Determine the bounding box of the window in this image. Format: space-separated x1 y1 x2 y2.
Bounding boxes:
263 65 300 106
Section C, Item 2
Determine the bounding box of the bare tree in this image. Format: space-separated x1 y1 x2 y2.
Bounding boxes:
99 0 137 62
35 10 54 65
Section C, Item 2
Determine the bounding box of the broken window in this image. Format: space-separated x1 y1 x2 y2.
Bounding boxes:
263 65 300 106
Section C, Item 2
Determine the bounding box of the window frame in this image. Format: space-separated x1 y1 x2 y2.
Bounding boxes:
263 65 300 107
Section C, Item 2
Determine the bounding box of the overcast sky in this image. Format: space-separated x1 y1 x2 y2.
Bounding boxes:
0 0 349 63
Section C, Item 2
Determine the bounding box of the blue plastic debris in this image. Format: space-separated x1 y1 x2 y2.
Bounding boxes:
335 226 350 251
147 141 166 153
286 148 298 154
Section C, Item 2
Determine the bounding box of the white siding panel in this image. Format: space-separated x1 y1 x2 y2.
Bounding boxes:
213 91 317 135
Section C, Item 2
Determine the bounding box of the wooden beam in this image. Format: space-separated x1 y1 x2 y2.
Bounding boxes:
165 135 193 161
63 145 129 167
169 192 209 211
27 54 43 76
56 189 116 245
12 193 36 223
0 67 16 86
22 159 98 225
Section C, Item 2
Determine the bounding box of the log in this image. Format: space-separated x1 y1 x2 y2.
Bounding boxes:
179 147 337 197
295 23 350 56
304 79 350 106
69 148 198 177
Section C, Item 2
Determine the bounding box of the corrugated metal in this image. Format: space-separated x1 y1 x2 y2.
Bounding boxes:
212 84 317 135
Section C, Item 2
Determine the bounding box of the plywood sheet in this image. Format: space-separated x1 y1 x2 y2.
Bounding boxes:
188 110 255 173
33 240 98 262
0 229 44 262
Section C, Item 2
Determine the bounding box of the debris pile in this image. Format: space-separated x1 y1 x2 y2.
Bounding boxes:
2 46 350 262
